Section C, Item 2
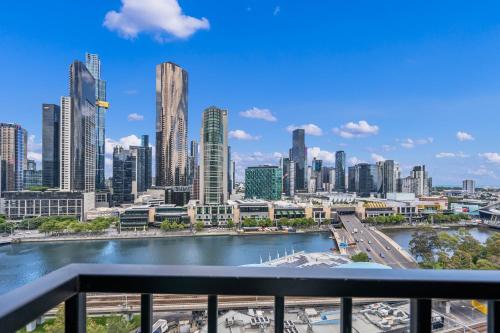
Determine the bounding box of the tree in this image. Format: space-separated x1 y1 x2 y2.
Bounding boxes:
351 252 370 262
195 221 204 232
409 228 439 264
448 250 474 269
227 219 234 229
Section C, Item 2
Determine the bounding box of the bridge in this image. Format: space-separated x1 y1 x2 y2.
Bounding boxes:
330 214 418 269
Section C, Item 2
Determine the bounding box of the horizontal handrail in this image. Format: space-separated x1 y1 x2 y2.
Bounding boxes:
0 264 499 332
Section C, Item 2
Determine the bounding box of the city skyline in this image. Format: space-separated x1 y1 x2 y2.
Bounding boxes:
2 1 500 186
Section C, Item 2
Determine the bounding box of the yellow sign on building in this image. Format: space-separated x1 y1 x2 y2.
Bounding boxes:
96 100 109 108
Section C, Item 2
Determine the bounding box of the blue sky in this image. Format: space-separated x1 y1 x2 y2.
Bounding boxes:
1 0 500 186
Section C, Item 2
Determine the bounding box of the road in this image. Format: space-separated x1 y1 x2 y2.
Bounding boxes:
338 215 417 269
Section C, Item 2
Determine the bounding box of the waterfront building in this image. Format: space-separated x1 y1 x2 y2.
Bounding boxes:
165 186 191 206
192 203 233 226
245 165 283 201
85 52 108 190
289 129 307 192
69 61 96 192
232 199 270 223
59 96 72 191
42 103 60 188
335 151 346 192
3 190 95 221
112 146 135 205
0 123 27 192
199 106 228 205
463 179 476 194
23 160 42 189
119 206 153 229
154 204 189 227
130 135 153 193
156 62 188 187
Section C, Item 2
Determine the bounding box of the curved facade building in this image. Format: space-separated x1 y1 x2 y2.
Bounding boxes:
155 62 188 187
200 107 228 205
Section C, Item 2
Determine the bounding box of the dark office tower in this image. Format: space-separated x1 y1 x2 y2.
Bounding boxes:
130 135 152 193
156 62 188 187
227 146 233 195
0 123 27 191
281 157 290 195
85 53 108 190
335 151 346 192
42 104 60 188
24 159 42 188
188 140 199 200
347 166 356 192
381 160 397 194
69 61 96 192
356 163 378 197
312 158 323 191
112 146 135 205
290 129 307 191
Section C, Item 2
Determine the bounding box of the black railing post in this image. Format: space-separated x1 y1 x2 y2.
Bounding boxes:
208 295 218 333
65 293 86 333
141 294 153 333
275 296 285 333
410 299 432 333
340 297 352 333
488 300 499 333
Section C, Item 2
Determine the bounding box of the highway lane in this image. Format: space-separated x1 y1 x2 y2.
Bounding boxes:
339 215 416 268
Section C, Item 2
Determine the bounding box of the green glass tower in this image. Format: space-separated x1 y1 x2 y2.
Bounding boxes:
245 166 283 200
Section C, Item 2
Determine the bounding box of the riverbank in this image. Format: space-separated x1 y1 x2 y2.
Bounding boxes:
376 222 488 231
9 227 329 244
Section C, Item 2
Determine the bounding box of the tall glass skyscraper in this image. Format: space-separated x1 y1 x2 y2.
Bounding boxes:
112 146 135 205
335 150 346 192
130 135 152 193
0 123 27 191
156 62 188 187
200 106 228 205
85 52 108 190
289 129 307 191
42 103 60 188
69 61 96 192
188 140 199 200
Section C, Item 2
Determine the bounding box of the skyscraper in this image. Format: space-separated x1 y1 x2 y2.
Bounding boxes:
347 166 356 192
335 151 346 192
112 146 135 205
130 135 152 193
380 160 399 195
42 103 60 188
355 163 378 196
156 62 188 187
0 123 27 191
85 53 108 190
245 166 283 201
23 159 42 189
59 97 72 191
199 106 228 205
227 146 233 195
463 179 475 194
69 61 96 192
290 129 307 191
188 140 200 200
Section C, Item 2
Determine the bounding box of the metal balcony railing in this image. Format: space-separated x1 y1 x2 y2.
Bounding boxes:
0 264 499 333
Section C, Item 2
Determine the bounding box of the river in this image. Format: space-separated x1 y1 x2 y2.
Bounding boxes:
0 228 496 295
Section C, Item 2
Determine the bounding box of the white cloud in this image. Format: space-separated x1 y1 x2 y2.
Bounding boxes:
105 135 142 154
468 166 498 179
399 137 433 149
371 153 386 162
103 0 210 41
232 151 283 181
435 152 469 159
382 144 396 152
239 107 277 122
479 152 500 164
332 120 379 138
456 131 474 142
286 123 323 136
348 157 365 166
28 152 42 163
308 147 335 164
127 113 144 121
228 130 260 140
273 6 281 15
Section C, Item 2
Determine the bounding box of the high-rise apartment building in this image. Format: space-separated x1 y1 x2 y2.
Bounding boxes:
378 160 399 195
69 61 96 192
400 165 431 196
112 146 135 205
245 166 283 201
199 106 228 205
59 97 72 191
227 146 233 195
0 123 27 191
85 53 108 190
347 166 356 192
335 151 346 192
156 62 188 187
42 103 60 188
289 129 307 192
463 179 475 194
130 135 153 193
352 163 379 196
